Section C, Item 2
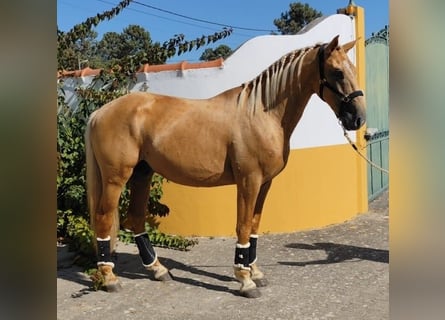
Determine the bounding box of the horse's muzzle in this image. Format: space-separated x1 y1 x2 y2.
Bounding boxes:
339 104 366 131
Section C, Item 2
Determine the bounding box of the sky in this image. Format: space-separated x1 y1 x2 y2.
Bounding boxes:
57 0 388 63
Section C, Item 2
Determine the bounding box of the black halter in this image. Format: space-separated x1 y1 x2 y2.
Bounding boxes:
318 44 364 103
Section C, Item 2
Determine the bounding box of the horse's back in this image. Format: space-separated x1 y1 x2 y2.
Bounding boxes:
93 91 157 119
87 91 237 186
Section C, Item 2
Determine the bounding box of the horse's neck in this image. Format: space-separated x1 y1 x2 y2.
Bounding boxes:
278 90 312 141
271 50 317 141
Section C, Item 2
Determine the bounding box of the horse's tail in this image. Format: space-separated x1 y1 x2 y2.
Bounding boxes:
85 112 119 253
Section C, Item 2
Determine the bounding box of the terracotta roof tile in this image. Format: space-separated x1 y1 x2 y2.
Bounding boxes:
57 67 102 79
57 58 224 79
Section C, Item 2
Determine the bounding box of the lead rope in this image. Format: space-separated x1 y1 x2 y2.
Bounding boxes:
340 122 389 174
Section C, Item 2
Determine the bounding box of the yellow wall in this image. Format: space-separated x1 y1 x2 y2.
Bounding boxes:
351 5 369 213
153 5 368 237
156 144 365 236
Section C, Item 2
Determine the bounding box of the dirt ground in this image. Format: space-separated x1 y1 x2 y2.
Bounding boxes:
57 190 388 320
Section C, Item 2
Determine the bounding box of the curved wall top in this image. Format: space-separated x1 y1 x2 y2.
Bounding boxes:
58 12 367 237
132 14 358 149
60 14 358 150
134 14 355 98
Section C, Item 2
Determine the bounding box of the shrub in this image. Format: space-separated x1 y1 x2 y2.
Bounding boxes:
57 73 197 262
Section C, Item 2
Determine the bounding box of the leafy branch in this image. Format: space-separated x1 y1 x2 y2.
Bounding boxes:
57 0 233 71
58 0 133 50
57 72 197 257
162 27 233 57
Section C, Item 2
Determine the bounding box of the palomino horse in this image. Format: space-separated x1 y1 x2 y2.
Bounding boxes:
85 35 366 298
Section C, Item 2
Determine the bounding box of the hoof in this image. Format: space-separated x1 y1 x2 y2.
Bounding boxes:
147 259 172 281
104 281 122 292
240 288 262 298
156 271 173 282
252 277 269 287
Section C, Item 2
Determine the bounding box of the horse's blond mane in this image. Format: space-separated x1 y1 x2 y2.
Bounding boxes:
238 43 321 113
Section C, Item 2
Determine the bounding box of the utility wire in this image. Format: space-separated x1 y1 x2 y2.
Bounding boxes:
132 0 277 33
97 0 264 38
98 0 222 33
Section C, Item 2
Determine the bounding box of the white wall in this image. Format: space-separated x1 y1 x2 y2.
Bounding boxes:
60 14 358 150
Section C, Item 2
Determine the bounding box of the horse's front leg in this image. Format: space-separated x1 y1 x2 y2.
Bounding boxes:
233 179 262 298
249 180 272 287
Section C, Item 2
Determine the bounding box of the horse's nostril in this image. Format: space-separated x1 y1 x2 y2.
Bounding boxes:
356 117 363 128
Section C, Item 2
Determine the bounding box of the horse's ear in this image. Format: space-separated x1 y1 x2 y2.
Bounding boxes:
342 38 360 53
325 35 340 57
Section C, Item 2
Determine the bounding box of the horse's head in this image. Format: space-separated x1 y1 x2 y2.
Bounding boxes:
316 35 366 131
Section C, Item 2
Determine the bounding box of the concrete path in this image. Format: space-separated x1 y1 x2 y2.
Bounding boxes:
57 191 388 320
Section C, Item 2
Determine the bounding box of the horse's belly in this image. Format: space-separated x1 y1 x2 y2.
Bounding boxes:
146 152 234 187
157 165 234 187
143 117 235 186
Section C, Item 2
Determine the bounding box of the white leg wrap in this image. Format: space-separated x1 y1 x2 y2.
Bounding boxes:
97 261 115 268
97 236 111 241
134 231 147 237
236 242 251 249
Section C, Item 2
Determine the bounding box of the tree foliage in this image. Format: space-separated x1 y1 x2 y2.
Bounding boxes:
57 0 235 257
57 0 134 70
199 44 233 61
94 25 165 68
161 28 233 59
57 71 130 255
57 0 232 71
273 2 323 35
57 71 197 257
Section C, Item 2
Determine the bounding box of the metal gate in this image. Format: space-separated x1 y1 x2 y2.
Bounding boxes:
365 26 389 200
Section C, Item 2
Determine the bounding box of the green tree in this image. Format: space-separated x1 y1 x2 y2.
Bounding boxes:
57 0 232 71
95 31 122 62
95 25 165 68
199 44 233 61
57 71 198 257
58 29 98 71
273 2 323 35
57 0 233 257
57 0 134 70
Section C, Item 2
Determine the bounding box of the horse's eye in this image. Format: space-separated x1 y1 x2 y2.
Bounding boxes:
333 69 344 80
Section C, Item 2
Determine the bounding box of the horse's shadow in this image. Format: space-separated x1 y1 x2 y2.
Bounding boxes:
278 242 389 266
57 248 240 296
118 253 238 295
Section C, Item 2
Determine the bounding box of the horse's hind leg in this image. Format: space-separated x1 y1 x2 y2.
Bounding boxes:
249 180 272 287
123 161 171 281
95 176 131 292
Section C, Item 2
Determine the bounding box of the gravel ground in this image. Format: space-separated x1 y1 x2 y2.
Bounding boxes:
57 190 388 320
